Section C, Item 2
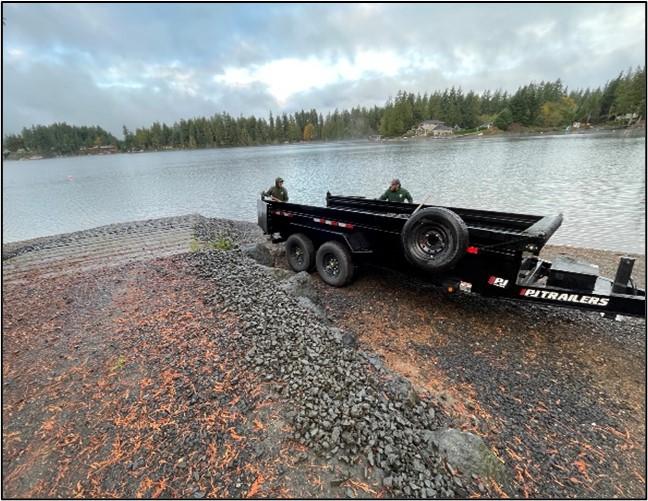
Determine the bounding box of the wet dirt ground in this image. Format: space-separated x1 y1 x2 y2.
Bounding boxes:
312 246 646 498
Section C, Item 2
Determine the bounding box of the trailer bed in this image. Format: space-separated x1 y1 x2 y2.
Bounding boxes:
326 194 562 250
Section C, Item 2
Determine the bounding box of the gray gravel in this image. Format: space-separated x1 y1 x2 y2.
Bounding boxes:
188 247 465 498
193 217 265 247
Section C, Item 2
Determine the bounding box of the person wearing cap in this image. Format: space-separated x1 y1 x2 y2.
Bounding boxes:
264 177 289 202
379 179 412 203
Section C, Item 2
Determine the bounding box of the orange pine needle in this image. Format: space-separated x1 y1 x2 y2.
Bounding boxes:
246 474 265 498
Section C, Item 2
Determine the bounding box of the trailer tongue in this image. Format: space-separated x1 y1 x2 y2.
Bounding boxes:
258 193 645 318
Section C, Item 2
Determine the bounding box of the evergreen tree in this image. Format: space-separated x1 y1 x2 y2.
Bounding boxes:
268 111 275 142
494 108 513 130
461 91 480 128
599 73 623 119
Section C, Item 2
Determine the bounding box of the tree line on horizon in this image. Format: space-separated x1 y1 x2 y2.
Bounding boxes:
3 66 645 156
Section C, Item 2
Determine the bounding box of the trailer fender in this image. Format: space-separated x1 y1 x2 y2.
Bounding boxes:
401 207 469 273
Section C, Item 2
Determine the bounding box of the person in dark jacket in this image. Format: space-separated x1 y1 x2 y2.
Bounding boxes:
264 177 289 202
379 179 412 203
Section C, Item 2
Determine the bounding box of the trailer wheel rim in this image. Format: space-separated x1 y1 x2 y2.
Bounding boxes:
323 253 341 277
414 223 450 260
291 245 304 265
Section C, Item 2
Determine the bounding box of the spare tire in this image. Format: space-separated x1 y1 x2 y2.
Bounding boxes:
286 233 315 272
401 207 469 273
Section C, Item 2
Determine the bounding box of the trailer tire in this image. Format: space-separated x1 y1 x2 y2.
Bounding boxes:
401 207 469 273
316 241 354 287
286 233 315 272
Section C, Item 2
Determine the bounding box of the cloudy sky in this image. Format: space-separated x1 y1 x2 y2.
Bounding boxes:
2 3 645 136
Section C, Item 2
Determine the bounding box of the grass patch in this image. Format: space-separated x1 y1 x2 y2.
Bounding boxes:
210 237 234 251
189 238 202 252
190 236 235 252
113 355 126 371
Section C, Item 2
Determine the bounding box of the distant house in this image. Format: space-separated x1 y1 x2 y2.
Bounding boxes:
95 145 118 154
616 112 639 122
415 120 453 137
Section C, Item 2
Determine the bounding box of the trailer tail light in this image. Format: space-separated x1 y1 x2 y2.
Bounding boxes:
313 218 354 230
272 210 294 218
466 246 479 255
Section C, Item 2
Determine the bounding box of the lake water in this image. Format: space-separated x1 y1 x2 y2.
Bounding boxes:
2 133 646 253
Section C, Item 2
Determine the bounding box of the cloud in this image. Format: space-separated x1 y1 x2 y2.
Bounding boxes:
213 50 422 104
2 3 645 136
6 47 26 61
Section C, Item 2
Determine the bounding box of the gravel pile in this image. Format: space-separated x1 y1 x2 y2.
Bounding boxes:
193 217 264 247
188 249 466 498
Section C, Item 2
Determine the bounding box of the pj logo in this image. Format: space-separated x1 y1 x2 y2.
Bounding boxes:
488 276 509 288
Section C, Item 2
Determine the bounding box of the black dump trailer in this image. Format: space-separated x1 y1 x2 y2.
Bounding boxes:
258 193 645 317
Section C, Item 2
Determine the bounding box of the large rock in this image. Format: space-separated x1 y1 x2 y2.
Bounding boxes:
385 375 420 407
421 428 511 490
279 271 320 304
268 242 286 267
241 242 273 266
255 264 293 281
241 241 286 267
364 353 385 372
329 327 358 348
296 297 328 321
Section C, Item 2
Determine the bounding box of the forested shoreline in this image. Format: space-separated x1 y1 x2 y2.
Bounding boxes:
3 66 645 158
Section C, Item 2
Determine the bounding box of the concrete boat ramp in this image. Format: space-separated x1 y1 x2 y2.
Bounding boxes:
2 215 199 285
